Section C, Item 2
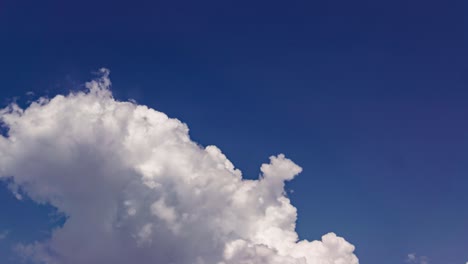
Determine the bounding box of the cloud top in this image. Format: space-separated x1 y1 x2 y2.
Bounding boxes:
0 69 359 264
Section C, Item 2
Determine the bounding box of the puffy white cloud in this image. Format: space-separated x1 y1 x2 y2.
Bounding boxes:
0 69 359 264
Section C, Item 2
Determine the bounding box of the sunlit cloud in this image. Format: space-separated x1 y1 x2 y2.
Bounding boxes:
0 69 358 264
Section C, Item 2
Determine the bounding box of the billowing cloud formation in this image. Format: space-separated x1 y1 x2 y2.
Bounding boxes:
0 69 359 264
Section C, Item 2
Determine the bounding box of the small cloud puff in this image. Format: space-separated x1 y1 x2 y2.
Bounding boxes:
406 253 429 264
0 70 359 264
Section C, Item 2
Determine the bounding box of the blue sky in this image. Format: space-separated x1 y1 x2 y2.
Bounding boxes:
0 0 467 263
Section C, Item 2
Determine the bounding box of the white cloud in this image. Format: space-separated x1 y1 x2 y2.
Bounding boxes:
0 69 359 264
406 253 429 264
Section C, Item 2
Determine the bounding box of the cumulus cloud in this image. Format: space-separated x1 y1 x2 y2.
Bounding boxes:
0 69 359 264
406 253 429 264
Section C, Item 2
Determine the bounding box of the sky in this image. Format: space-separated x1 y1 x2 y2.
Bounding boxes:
0 0 467 263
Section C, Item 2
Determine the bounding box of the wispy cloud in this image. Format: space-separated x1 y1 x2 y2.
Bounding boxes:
406 253 429 264
0 230 9 240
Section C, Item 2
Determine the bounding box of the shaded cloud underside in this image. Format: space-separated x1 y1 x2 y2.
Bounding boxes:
0 69 358 264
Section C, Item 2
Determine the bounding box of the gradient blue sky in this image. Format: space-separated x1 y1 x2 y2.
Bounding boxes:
0 0 467 263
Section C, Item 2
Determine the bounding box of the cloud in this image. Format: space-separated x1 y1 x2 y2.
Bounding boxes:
0 69 359 264
406 253 429 264
0 230 9 240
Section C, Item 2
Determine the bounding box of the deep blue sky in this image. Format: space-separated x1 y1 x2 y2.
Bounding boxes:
0 0 467 263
